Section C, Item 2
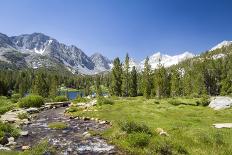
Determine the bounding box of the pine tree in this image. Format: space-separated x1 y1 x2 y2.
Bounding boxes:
122 53 130 96
170 69 181 97
49 75 59 98
32 72 49 97
154 60 169 98
129 66 138 97
95 75 102 96
142 57 152 98
111 57 122 96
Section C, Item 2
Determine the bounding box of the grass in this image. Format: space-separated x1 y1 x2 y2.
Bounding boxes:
0 96 16 114
0 121 20 141
72 96 90 104
69 96 232 155
18 95 44 108
0 140 56 155
53 95 68 102
17 112 29 120
48 122 68 130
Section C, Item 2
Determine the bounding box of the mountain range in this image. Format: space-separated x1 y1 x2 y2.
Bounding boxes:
0 32 230 74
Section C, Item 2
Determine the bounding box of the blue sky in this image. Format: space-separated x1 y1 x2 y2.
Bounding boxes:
1 0 232 61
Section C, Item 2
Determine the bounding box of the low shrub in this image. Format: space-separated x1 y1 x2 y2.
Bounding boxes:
17 112 28 120
196 96 210 106
0 121 20 139
18 95 44 108
0 105 15 115
48 122 68 130
53 96 68 102
11 93 21 103
66 106 79 113
97 97 114 106
24 140 56 155
0 97 15 114
73 96 89 103
119 120 152 134
168 99 183 106
127 132 151 147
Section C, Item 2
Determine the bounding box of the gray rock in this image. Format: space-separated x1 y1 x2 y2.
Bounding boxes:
0 145 11 151
26 107 39 114
213 123 232 129
209 96 232 110
7 137 14 143
20 131 29 136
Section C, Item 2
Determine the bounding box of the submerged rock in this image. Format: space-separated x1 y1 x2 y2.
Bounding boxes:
209 96 232 110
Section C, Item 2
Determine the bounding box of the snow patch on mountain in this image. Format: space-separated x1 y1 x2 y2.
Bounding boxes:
210 41 232 51
139 51 194 70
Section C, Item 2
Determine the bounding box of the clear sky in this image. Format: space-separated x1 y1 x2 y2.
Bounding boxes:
1 0 232 61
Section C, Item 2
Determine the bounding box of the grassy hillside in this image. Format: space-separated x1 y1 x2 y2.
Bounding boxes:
69 97 232 155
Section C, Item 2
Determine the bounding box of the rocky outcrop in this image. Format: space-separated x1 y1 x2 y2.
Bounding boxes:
209 96 232 110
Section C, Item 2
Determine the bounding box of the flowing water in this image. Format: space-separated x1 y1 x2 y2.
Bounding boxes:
15 107 116 155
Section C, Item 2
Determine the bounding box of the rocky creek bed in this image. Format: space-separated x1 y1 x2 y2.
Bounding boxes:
13 106 116 155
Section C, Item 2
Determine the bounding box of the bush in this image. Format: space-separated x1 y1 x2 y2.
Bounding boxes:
0 97 15 114
97 97 114 106
66 106 79 113
48 122 68 130
53 96 68 102
11 93 21 103
119 120 152 134
168 99 183 106
73 96 89 103
24 140 56 155
0 121 19 139
17 112 28 120
18 95 44 108
127 132 151 147
196 96 210 106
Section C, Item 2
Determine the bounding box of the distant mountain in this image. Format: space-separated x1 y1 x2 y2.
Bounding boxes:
0 33 112 74
1 32 229 74
90 53 112 73
129 52 194 70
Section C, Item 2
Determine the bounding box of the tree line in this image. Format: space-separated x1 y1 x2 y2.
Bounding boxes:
0 46 232 99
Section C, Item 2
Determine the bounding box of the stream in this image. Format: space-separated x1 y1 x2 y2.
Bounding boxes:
15 107 116 155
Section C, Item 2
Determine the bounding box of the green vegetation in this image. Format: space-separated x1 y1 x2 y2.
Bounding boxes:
0 140 56 155
73 96 89 104
0 96 15 114
69 97 232 154
17 112 29 120
0 121 19 140
18 95 44 108
48 122 68 130
10 94 21 103
53 96 68 102
97 97 114 105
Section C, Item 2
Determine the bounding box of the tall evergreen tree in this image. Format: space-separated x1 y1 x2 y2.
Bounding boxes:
170 69 181 97
122 53 130 96
32 72 49 97
95 75 102 96
49 75 59 98
111 57 122 96
129 66 138 97
154 60 169 98
142 57 152 98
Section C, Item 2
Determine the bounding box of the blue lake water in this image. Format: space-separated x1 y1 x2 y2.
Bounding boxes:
67 91 84 100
